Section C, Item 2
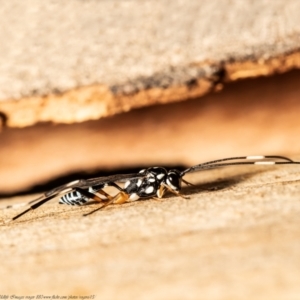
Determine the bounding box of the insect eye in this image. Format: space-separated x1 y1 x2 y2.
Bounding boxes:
168 174 174 182
166 172 181 190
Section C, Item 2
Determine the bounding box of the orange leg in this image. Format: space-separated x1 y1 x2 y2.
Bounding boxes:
83 191 130 216
157 185 166 198
162 183 189 199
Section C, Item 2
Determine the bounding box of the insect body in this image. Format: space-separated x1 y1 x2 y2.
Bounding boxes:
59 191 89 206
10 155 300 221
123 167 183 200
59 187 109 206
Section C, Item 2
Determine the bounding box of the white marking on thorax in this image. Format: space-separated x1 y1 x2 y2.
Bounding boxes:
137 179 143 186
157 174 165 180
124 180 131 189
129 193 140 201
145 186 154 194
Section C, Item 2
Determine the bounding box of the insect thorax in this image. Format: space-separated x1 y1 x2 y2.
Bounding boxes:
123 167 168 199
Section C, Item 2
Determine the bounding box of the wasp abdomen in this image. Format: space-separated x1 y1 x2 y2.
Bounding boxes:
59 191 89 206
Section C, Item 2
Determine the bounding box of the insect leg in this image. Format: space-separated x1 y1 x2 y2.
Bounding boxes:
88 181 125 202
74 187 113 202
161 183 189 199
83 191 130 216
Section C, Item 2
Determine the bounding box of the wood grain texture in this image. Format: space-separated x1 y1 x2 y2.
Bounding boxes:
1 165 300 298
1 0 300 127
1 70 300 194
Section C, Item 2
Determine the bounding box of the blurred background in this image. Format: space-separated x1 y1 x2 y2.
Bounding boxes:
1 0 300 195
1 0 300 297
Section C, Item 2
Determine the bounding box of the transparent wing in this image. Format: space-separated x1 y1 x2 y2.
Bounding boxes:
83 172 144 188
11 172 144 221
42 172 144 197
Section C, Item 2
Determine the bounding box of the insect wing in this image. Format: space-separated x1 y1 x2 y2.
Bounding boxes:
30 173 143 204
82 172 145 188
24 181 84 207
45 179 86 197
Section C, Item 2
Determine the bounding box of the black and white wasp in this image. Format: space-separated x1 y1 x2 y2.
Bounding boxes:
10 155 300 221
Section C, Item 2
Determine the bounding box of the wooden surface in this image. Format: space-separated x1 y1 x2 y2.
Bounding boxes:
1 2 300 298
1 0 300 127
1 164 300 299
1 70 300 194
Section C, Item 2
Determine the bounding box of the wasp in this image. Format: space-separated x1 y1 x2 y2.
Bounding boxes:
10 155 300 221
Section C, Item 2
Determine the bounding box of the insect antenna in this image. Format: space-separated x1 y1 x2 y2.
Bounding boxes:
181 155 300 176
181 178 196 187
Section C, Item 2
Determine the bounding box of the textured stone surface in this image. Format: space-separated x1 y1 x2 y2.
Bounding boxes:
1 165 300 298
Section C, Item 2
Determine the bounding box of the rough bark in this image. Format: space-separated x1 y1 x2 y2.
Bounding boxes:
1 0 300 127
